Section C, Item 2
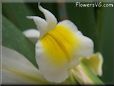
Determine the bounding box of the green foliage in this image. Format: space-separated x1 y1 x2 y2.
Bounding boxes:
2 3 35 31
96 7 114 84
2 16 37 67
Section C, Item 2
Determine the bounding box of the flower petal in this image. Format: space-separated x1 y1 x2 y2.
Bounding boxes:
57 20 78 33
38 5 57 30
27 16 47 37
23 29 40 43
80 53 103 76
68 35 93 68
69 35 94 68
2 46 47 84
76 34 94 57
35 42 69 83
56 20 93 57
56 20 93 66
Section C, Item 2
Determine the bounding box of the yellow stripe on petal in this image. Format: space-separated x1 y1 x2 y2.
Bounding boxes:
41 34 67 66
40 24 80 66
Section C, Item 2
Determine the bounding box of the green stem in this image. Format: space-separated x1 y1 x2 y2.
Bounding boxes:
71 61 104 84
80 61 103 84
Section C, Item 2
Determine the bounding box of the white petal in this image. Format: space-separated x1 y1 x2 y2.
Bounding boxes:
80 53 103 76
68 33 93 67
71 36 93 70
2 46 47 84
76 35 94 57
38 5 57 30
27 16 47 37
97 53 103 76
77 31 83 35
23 29 40 43
2 70 29 84
56 20 93 66
35 42 69 83
57 20 78 33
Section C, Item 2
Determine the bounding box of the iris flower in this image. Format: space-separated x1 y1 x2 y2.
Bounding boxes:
2 5 103 84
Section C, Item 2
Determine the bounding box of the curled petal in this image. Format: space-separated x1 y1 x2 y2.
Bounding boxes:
2 46 47 84
59 20 93 58
23 29 40 43
57 20 93 58
80 53 103 76
38 5 57 30
27 16 47 37
56 20 93 66
57 20 78 33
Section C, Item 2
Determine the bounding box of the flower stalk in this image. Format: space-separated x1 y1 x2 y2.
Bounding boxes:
71 60 103 84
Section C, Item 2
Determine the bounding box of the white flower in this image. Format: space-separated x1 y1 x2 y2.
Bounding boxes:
23 5 94 83
2 5 103 84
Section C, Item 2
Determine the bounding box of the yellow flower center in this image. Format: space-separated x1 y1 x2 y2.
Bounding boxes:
40 25 80 66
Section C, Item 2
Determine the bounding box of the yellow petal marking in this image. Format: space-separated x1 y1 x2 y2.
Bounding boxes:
40 25 80 67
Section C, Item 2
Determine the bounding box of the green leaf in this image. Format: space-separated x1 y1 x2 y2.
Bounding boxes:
2 16 37 67
96 7 114 84
80 60 103 84
2 3 35 31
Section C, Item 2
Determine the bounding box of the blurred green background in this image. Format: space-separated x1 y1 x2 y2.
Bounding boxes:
2 2 114 84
